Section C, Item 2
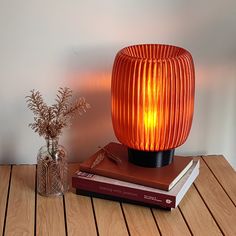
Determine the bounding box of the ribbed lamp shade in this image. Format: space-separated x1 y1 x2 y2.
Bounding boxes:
111 44 195 159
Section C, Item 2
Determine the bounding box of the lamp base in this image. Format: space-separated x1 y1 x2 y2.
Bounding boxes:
128 148 174 168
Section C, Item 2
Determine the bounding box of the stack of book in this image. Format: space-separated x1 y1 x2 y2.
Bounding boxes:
72 142 199 209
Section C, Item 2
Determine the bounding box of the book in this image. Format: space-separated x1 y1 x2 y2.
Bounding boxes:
73 159 200 209
79 142 193 191
76 189 172 210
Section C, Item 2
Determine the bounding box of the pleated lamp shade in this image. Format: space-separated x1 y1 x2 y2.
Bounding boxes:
111 44 195 167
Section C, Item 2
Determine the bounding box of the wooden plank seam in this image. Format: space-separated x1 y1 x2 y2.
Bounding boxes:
91 197 99 236
193 156 224 235
177 206 193 235
150 208 162 235
120 203 131 236
2 165 12 236
63 195 68 236
193 182 224 235
202 156 236 207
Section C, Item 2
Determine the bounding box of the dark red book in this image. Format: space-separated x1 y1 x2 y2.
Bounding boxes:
79 142 193 191
73 160 200 208
76 189 171 210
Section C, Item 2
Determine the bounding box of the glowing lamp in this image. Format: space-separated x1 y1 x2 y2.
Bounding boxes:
111 44 195 167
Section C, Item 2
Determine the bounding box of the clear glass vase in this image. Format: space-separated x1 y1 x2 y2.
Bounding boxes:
37 137 68 196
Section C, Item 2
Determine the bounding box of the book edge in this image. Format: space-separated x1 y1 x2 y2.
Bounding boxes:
80 157 193 191
168 159 193 190
175 160 200 207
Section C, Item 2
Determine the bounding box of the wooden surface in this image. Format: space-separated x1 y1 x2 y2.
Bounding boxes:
5 165 35 236
0 155 235 236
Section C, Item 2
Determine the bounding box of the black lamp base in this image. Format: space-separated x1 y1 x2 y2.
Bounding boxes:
128 148 174 168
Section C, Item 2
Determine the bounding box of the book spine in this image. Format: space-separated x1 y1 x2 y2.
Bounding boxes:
72 176 176 208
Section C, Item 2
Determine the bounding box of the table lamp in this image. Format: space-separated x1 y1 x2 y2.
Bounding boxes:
111 44 195 167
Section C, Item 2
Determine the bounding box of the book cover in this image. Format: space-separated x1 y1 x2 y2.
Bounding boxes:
73 160 200 208
79 142 193 190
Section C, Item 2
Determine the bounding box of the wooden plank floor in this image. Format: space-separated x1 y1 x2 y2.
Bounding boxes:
0 155 236 236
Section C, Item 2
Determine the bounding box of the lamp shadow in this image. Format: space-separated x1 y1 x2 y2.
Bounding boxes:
63 46 119 163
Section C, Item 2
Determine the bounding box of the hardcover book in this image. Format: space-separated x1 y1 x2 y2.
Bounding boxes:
73 160 200 209
79 142 193 191
76 189 171 210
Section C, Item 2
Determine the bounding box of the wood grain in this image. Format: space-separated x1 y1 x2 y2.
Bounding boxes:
0 166 11 235
93 198 129 236
194 158 236 235
179 185 222 236
37 195 66 236
65 194 97 236
203 155 236 205
152 207 191 236
4 165 35 236
65 163 97 236
1 155 236 235
122 203 160 236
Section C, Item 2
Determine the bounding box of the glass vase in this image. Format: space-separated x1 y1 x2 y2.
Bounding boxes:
37 137 68 196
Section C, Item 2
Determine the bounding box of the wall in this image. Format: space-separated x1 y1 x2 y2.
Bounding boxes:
0 0 235 169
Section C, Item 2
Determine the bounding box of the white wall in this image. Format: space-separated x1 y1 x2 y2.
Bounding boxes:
0 0 235 169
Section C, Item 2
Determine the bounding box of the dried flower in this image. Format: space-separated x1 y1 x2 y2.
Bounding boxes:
26 87 90 139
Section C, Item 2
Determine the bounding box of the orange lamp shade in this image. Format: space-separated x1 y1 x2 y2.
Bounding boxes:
111 44 195 152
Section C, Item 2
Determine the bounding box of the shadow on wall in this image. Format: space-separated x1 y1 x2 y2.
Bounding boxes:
63 46 119 163
0 133 17 164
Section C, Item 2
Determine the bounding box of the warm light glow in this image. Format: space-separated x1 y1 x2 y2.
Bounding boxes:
144 75 158 130
111 44 195 151
68 71 111 92
144 110 157 130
